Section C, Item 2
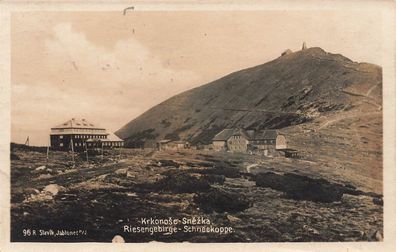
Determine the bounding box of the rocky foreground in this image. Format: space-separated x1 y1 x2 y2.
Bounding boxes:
11 147 383 242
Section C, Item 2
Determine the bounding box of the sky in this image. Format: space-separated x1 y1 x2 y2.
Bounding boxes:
11 10 383 146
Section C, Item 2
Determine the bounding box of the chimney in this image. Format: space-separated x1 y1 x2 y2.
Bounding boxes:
302 42 307 50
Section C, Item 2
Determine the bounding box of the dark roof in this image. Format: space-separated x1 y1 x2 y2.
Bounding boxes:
253 130 279 140
212 128 251 141
213 128 281 141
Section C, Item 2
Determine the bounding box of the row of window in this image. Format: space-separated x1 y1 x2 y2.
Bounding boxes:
58 135 106 140
86 142 123 147
58 142 123 147
53 129 106 134
251 140 275 144
74 135 106 139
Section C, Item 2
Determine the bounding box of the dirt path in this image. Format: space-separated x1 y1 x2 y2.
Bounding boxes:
366 83 380 97
317 111 381 130
342 88 382 110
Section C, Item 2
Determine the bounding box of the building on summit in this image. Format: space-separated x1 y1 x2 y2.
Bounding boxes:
50 118 124 151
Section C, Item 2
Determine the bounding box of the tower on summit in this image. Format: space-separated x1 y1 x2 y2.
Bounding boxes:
302 42 307 50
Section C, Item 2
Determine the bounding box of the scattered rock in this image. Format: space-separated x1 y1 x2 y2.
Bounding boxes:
126 171 139 178
112 235 125 243
24 188 40 195
43 184 65 196
189 165 240 178
226 214 242 223
373 197 383 206
114 168 128 175
158 159 180 167
371 230 383 241
303 225 320 235
360 231 368 240
126 192 137 197
35 166 46 171
97 174 108 180
37 174 52 179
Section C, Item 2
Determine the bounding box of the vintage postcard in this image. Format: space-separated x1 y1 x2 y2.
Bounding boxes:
1 0 395 251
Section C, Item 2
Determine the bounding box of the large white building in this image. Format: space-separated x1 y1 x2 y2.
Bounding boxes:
50 118 124 151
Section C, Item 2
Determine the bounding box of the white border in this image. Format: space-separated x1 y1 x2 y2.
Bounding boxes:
0 1 395 252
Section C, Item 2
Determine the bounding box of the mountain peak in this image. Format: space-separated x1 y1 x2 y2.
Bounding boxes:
116 48 381 147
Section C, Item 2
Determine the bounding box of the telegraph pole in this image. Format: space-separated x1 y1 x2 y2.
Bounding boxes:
70 137 75 167
85 142 89 162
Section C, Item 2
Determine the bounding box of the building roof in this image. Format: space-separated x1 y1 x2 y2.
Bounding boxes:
212 128 251 141
52 118 104 130
253 130 279 140
213 128 281 141
159 139 172 144
86 133 124 142
103 132 124 142
212 129 235 141
171 140 189 144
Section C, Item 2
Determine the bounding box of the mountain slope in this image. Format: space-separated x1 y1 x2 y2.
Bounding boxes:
116 47 382 147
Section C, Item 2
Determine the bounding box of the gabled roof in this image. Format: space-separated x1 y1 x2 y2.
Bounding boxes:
171 140 189 144
253 130 279 140
212 128 251 141
159 139 172 144
86 133 123 142
103 132 124 142
52 118 104 129
213 128 281 141
212 129 235 141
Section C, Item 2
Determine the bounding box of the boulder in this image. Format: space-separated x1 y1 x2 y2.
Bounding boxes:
35 166 46 171
112 235 125 243
373 197 383 206
372 230 383 241
114 168 129 175
42 184 65 196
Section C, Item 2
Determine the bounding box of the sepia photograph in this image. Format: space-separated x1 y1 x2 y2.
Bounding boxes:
2 1 395 248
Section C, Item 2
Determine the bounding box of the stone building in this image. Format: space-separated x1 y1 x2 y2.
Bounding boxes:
248 130 287 156
157 140 190 151
212 128 290 156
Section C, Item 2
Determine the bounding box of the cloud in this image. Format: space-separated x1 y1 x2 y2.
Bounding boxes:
12 23 202 146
